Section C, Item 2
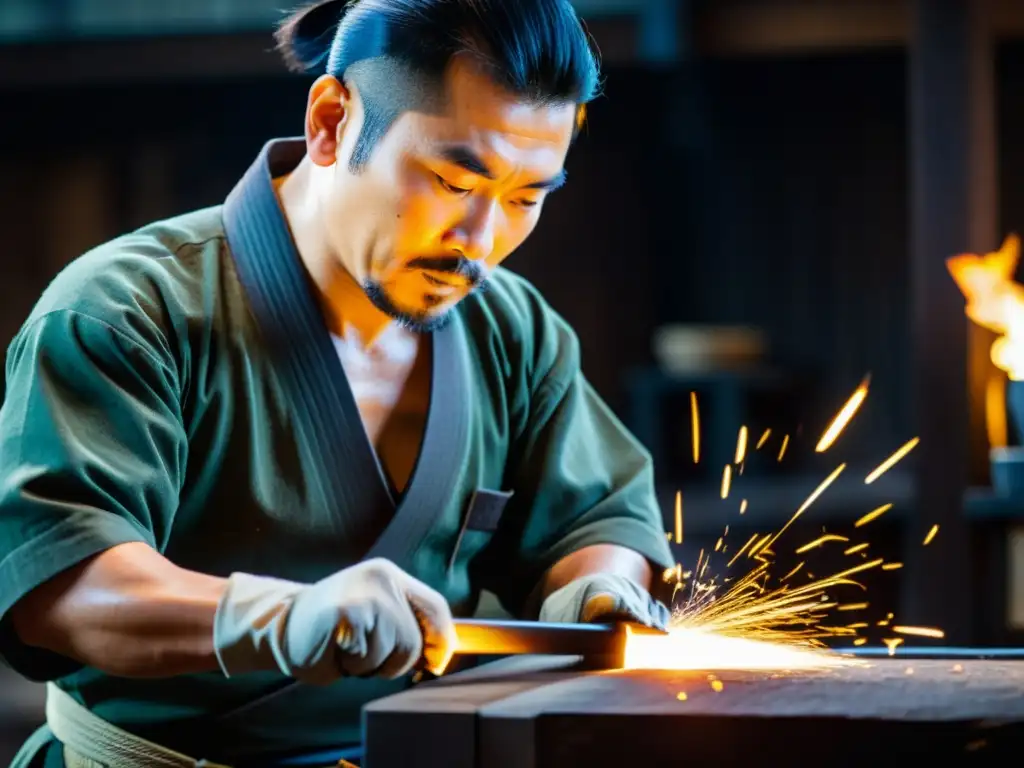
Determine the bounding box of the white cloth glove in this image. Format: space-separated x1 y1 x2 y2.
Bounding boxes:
213 558 456 685
538 572 671 630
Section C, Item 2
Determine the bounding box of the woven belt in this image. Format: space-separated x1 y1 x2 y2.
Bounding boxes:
46 683 230 768
46 683 359 768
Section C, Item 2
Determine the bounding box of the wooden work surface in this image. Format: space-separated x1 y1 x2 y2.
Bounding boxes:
363 655 1024 767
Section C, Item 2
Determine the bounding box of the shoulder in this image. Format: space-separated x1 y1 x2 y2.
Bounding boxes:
458 267 580 393
19 207 226 359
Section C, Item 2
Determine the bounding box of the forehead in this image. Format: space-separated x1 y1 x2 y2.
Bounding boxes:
403 55 578 169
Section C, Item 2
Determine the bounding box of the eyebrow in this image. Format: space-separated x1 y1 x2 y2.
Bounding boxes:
438 145 567 192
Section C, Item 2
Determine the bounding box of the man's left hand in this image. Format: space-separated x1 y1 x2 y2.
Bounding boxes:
538 572 671 630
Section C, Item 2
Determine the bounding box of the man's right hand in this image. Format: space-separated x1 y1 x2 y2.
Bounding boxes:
213 558 456 685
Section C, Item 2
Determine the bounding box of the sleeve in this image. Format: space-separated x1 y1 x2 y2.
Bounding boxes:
0 309 186 680
478 326 676 618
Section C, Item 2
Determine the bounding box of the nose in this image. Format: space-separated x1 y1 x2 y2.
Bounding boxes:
444 198 497 262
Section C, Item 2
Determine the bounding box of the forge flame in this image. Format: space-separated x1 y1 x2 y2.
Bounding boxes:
947 233 1024 380
623 626 855 671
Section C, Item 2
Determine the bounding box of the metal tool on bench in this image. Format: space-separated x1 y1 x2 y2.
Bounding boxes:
838 645 1024 660
449 617 667 669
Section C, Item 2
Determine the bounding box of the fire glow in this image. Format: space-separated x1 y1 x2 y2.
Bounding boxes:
947 233 1024 381
947 233 1024 448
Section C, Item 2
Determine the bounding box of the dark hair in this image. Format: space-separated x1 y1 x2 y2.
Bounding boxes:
275 0 600 170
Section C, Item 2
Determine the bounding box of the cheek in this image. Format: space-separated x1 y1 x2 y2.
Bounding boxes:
393 191 459 249
490 209 541 265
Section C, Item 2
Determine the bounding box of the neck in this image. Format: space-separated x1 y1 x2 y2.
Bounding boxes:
274 157 394 347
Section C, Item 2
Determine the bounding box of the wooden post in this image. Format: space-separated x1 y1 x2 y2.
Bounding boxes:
905 0 997 642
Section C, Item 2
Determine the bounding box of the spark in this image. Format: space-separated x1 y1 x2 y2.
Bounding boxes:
635 414 936 674
795 534 849 554
781 562 804 581
778 434 790 461
761 464 846 552
882 562 903 571
676 692 688 701
671 558 883 647
756 428 771 450
698 551 710 580
735 426 749 464
710 679 724 692
893 626 944 639
923 524 939 545
816 377 870 452
748 534 772 559
691 392 700 463
674 491 683 545
865 437 919 484
855 503 892 528
727 534 759 567
884 638 904 655
721 465 732 499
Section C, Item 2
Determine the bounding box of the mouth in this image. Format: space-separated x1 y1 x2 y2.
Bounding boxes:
421 271 465 289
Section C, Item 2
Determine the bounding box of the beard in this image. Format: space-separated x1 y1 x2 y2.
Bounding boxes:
363 256 489 334
363 281 455 333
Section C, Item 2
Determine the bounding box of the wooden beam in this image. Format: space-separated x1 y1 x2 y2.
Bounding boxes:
0 17 638 88
0 32 289 87
904 0 994 644
695 0 909 56
695 0 1024 55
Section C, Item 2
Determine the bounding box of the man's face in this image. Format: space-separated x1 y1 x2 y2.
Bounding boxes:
316 56 577 331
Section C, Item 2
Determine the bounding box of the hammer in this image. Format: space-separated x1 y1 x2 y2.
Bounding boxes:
449 617 667 669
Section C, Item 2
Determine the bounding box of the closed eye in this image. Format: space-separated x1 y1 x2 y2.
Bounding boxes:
435 174 471 195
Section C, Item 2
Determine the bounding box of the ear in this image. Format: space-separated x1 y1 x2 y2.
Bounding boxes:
305 75 350 167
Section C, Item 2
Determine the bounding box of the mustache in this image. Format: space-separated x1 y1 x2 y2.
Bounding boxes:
407 256 486 284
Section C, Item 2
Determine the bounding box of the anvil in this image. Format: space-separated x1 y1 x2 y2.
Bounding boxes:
369 647 1024 767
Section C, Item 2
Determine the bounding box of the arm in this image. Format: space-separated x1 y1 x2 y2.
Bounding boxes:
0 309 453 683
9 542 227 678
0 308 204 680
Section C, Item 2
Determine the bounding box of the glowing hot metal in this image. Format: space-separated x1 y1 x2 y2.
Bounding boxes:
622 627 855 671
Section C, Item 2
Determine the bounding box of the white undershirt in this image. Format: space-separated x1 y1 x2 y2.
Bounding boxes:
330 323 419 446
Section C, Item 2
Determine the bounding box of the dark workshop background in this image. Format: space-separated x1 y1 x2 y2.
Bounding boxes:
3 0 1024 759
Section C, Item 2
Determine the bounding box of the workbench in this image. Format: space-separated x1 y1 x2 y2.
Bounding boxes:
363 654 1024 767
